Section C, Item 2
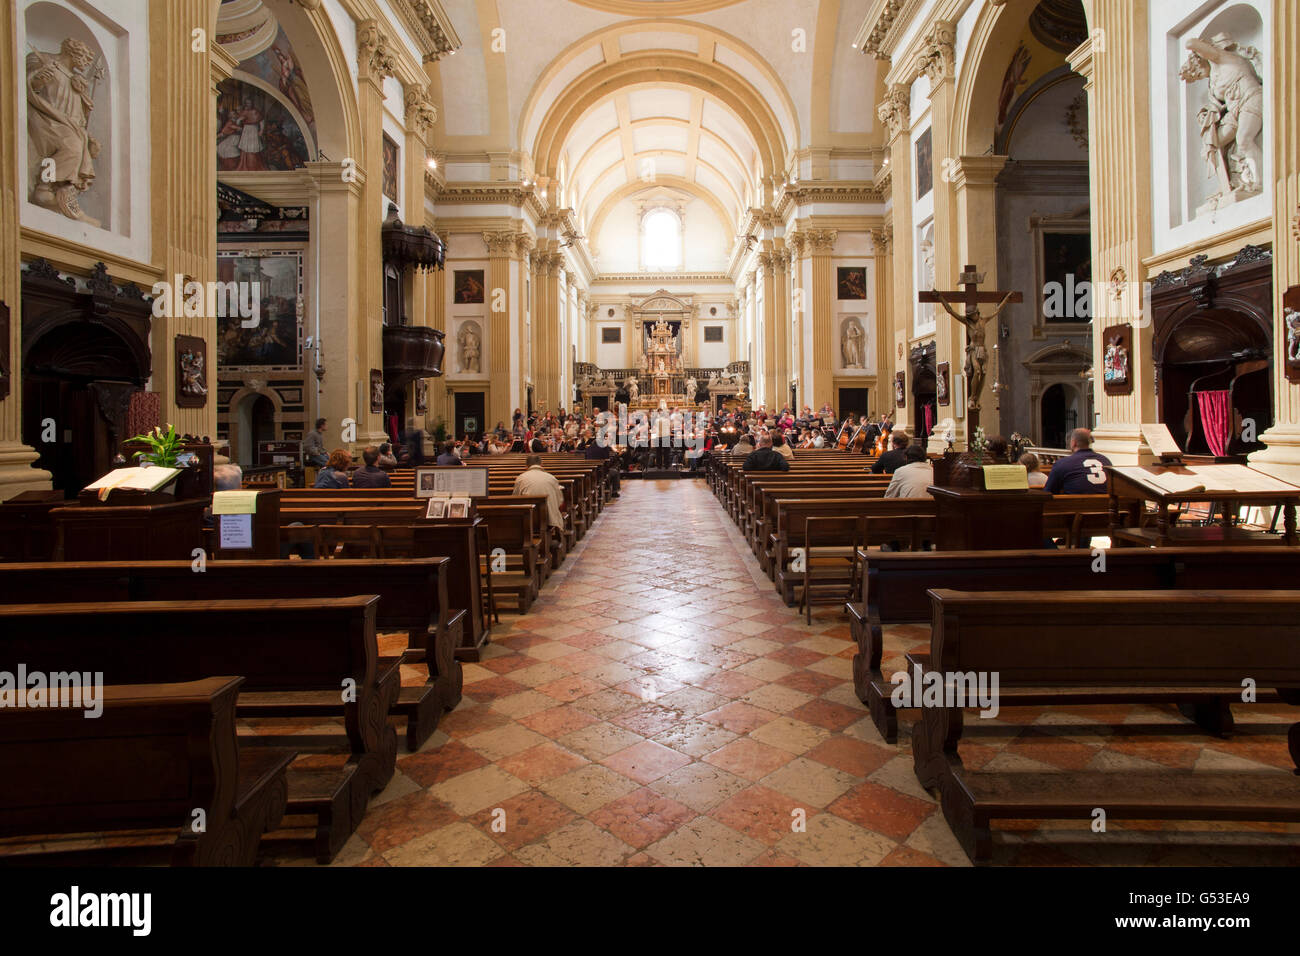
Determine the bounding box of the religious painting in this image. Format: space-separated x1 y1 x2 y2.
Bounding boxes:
937 362 951 407
174 335 208 409
234 27 317 132
454 270 485 304
704 326 724 342
895 371 906 408
602 327 621 343
915 127 933 199
997 45 1032 131
216 80 312 172
0 301 9 401
837 266 867 300
215 250 303 370
1102 324 1133 396
381 134 399 203
425 498 446 519
1042 232 1092 321
1284 286 1300 384
415 378 428 414
370 369 384 413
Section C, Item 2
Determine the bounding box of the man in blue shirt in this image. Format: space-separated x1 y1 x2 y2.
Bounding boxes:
1044 428 1112 494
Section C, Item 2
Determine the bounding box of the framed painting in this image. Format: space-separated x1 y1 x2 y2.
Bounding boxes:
175 335 208 409
915 127 933 199
454 270 485 304
895 371 906 408
1041 232 1092 322
0 301 9 401
381 133 399 203
370 369 384 413
601 326 622 344
837 266 867 300
936 362 951 407
215 250 304 370
1285 286 1300 384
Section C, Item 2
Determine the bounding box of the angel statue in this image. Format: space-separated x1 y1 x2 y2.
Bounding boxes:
626 376 640 404
685 376 698 403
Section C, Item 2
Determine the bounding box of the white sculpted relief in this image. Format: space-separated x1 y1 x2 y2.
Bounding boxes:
26 38 104 226
841 317 866 369
1180 33 1264 213
456 322 481 374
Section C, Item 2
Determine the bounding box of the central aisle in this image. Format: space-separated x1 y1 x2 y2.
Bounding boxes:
344 480 956 866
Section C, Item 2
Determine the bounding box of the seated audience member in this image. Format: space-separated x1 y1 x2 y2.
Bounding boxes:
871 431 911 475
213 463 243 491
436 441 463 466
313 449 351 488
1044 428 1112 494
772 432 795 461
402 421 426 465
1021 452 1048 488
884 443 934 498
352 446 392 488
583 429 621 497
731 432 756 462
376 442 398 470
743 433 790 472
512 455 565 536
986 435 1011 463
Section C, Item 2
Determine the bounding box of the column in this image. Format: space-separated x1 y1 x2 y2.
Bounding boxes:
806 229 838 412
0 0 50 497
405 84 438 431
483 231 516 429
878 83 913 435
757 248 778 408
355 21 395 444
870 226 893 417
1068 4 1153 465
1249 0 1300 482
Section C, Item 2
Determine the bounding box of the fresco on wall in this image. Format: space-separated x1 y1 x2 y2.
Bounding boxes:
217 80 312 171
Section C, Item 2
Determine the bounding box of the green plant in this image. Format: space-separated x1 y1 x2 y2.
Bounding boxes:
970 426 988 465
127 424 186 468
431 417 449 444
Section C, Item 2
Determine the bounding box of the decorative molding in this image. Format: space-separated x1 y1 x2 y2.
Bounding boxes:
805 229 839 255
482 231 517 257
870 225 893 253
357 20 397 81
590 272 730 284
855 0 927 61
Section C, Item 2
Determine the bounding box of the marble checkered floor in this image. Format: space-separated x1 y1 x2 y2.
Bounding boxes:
333 481 1300 867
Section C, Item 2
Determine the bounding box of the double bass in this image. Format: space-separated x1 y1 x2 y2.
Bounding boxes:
835 421 852 450
849 424 869 453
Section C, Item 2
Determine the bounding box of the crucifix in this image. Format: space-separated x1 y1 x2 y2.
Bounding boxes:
918 264 1022 431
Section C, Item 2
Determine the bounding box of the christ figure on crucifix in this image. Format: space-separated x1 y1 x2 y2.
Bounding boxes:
919 265 1021 417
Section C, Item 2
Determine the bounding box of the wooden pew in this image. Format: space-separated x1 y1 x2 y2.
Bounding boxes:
911 588 1300 863
0 677 293 866
0 596 397 863
846 547 1300 741
0 559 464 751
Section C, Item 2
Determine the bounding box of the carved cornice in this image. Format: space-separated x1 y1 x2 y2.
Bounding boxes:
390 0 462 63
855 0 927 60
877 84 911 139
430 183 547 219
775 182 884 219
589 272 730 284
404 87 438 136
357 20 397 80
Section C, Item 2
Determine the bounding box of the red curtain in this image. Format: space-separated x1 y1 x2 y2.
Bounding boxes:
1196 390 1231 458
922 403 935 438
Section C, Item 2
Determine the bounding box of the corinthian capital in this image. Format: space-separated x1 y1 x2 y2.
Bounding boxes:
877 84 910 139
870 225 894 253
805 229 838 255
405 87 438 135
919 21 956 85
358 20 397 80
482 231 516 257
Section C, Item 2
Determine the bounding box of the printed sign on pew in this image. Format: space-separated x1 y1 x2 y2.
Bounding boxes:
982 465 1029 491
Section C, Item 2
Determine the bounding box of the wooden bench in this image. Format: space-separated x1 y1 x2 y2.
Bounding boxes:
911 588 1300 863
846 547 1300 741
0 596 397 863
0 677 293 866
0 559 464 751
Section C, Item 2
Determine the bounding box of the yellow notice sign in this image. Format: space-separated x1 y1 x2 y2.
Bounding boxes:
212 490 260 515
982 465 1029 490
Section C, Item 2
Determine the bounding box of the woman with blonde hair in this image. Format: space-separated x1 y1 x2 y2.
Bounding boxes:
1020 452 1048 489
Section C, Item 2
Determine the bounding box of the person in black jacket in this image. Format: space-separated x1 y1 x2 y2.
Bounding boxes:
870 430 911 475
352 446 392 487
742 433 790 471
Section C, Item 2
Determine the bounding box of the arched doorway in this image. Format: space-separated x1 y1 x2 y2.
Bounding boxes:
22 321 147 498
1040 383 1075 449
235 392 278 466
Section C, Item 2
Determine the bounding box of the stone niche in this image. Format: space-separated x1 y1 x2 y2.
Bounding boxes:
19 0 151 262
1152 0 1269 252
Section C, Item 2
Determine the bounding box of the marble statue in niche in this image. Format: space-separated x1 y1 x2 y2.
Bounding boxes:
841 317 866 369
26 38 103 226
457 323 481 374
1180 33 1264 212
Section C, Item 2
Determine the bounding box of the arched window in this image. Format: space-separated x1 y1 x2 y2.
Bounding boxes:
642 208 682 272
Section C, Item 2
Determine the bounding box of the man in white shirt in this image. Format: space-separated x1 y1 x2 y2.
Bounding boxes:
884 444 935 498
512 455 565 533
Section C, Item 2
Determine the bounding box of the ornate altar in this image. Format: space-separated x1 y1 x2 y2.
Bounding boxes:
636 317 685 405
